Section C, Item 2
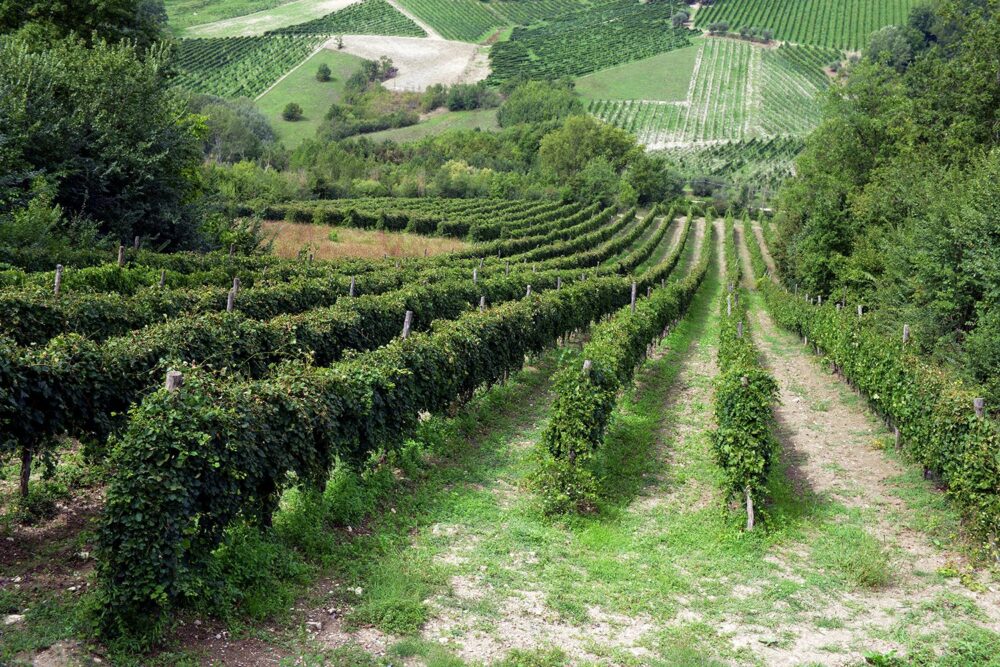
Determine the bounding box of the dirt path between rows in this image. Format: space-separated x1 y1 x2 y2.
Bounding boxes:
734 223 1000 664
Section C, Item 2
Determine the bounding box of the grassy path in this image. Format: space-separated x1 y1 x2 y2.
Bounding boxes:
732 223 1000 665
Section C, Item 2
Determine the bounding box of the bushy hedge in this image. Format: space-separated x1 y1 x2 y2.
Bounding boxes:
711 219 778 528
0 268 568 474
95 269 661 638
539 219 712 509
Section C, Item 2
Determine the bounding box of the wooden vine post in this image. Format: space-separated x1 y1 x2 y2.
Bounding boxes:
479 296 486 311
402 310 413 339
134 235 140 250
630 282 637 312
349 276 356 297
903 324 911 344
737 321 744 338
232 277 240 296
473 268 478 284
54 264 63 297
974 398 985 418
117 245 125 267
727 294 732 316
226 288 235 312
229 244 235 257
858 304 863 318
159 270 166 288
526 284 531 297
556 277 561 290
166 371 184 392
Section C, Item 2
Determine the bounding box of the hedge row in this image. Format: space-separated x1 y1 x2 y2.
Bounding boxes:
0 268 410 346
758 273 1000 542
711 220 778 529
540 219 713 499
95 263 673 638
0 205 627 346
263 198 568 242
0 269 569 477
453 203 609 261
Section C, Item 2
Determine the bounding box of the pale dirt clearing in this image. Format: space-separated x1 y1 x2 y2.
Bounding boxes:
184 0 360 37
323 36 489 91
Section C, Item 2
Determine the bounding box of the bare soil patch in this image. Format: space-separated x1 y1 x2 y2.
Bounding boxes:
324 37 489 91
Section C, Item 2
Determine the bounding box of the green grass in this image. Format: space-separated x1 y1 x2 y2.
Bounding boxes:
179 0 358 37
359 109 500 144
255 49 366 148
575 42 702 102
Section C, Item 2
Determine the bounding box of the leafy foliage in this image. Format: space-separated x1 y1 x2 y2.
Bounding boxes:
711 217 778 525
539 212 710 509
757 241 1000 545
0 37 203 248
773 0 1000 393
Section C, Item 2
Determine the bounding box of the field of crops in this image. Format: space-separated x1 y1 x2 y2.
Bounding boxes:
270 0 426 36
173 34 324 98
487 0 588 24
488 0 694 83
0 197 710 632
396 0 503 41
657 136 804 200
587 41 838 147
694 0 917 50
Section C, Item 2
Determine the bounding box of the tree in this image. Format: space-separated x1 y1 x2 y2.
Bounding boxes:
0 0 165 48
866 25 922 72
671 11 689 28
187 94 277 162
538 115 641 181
0 36 203 248
282 102 304 121
316 63 332 82
497 80 583 127
335 34 344 49
708 21 729 34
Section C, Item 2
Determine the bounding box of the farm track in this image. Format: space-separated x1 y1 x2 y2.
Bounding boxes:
732 224 1000 664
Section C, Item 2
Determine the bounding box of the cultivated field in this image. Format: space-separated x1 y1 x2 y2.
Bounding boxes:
694 0 918 50
587 40 839 148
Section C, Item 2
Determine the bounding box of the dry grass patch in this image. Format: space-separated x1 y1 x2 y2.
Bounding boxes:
263 220 467 260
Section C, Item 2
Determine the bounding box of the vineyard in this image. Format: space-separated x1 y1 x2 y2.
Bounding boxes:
4 197 1000 663
173 34 324 98
586 41 839 147
269 0 426 37
395 0 503 41
656 136 804 199
694 0 917 50
487 0 694 83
